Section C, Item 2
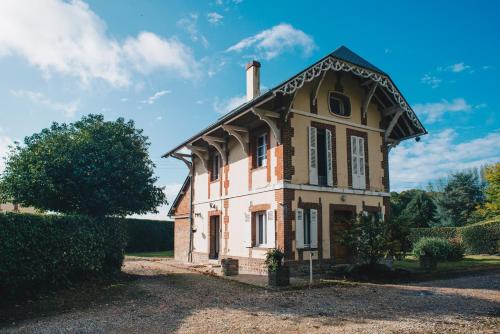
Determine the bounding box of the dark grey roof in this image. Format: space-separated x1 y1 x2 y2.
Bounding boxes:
330 46 387 75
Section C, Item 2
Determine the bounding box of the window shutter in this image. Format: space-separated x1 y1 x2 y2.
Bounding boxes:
295 208 304 249
351 136 359 189
266 210 275 247
243 213 252 248
325 129 333 187
310 208 318 249
308 127 318 185
358 137 366 189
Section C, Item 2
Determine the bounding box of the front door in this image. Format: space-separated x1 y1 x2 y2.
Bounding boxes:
330 210 354 264
209 216 220 259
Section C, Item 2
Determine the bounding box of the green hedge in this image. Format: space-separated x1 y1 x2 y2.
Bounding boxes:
409 217 500 255
461 219 500 255
125 218 173 252
0 212 126 295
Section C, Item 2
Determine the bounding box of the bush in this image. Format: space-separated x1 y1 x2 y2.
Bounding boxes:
409 217 499 255
265 248 285 271
412 237 451 261
409 227 458 245
0 212 126 295
447 238 465 261
125 218 173 252
460 218 500 254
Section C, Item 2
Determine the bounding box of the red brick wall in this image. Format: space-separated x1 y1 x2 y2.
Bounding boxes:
173 185 191 216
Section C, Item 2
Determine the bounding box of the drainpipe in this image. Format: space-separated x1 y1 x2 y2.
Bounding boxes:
171 153 194 263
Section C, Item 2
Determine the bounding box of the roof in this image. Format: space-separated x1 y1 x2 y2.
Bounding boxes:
167 175 191 217
330 46 387 75
162 45 426 158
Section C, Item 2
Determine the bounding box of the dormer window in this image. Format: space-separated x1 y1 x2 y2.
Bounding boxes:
328 92 351 117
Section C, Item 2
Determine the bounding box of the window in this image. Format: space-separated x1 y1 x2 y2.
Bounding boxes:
256 211 267 246
295 208 318 249
256 133 267 167
328 92 351 117
210 153 220 181
308 126 333 186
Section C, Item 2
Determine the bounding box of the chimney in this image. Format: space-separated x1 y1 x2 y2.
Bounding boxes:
246 60 261 101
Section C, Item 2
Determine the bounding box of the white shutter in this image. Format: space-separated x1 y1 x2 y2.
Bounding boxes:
266 210 275 247
325 129 333 187
243 213 252 247
308 127 318 185
358 137 366 189
295 208 305 249
351 136 359 189
310 208 318 249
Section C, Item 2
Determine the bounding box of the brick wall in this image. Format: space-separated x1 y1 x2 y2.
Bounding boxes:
174 218 189 262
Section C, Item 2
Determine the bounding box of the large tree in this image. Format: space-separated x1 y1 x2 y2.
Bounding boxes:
401 191 437 228
474 163 500 220
0 114 165 216
435 170 484 226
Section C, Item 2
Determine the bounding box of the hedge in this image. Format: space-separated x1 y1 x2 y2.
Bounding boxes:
409 217 500 255
125 218 173 252
0 212 127 295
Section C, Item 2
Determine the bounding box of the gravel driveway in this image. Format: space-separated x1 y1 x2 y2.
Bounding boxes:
2 258 499 333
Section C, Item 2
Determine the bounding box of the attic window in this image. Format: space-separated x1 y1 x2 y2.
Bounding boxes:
328 92 351 117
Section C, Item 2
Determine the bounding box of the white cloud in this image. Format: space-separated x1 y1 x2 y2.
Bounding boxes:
0 0 199 86
438 62 471 73
390 129 500 191
213 95 246 115
141 90 171 105
0 132 14 174
10 89 79 117
227 23 316 60
207 12 223 24
177 13 209 48
421 73 442 88
413 98 474 123
123 32 199 79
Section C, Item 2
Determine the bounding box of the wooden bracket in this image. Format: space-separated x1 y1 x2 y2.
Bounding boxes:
252 107 280 143
186 144 208 170
222 125 249 155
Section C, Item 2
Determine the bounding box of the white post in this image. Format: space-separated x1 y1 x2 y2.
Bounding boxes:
309 251 313 285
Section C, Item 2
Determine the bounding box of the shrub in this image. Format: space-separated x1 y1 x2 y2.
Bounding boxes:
446 237 465 261
0 212 126 295
265 248 285 271
412 237 451 261
408 227 458 245
125 218 173 252
460 218 500 254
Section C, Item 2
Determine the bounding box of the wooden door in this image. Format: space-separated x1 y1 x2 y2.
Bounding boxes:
209 216 220 259
330 210 354 264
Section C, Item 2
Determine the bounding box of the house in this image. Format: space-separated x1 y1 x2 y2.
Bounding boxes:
164 46 426 274
0 202 36 214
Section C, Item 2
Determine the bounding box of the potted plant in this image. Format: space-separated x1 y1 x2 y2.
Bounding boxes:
412 237 450 272
265 248 289 287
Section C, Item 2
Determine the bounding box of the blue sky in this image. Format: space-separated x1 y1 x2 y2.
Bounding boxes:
0 0 499 218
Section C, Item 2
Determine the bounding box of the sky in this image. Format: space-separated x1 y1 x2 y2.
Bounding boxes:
0 0 499 219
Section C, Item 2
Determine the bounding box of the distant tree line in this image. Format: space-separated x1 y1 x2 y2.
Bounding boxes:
391 163 499 228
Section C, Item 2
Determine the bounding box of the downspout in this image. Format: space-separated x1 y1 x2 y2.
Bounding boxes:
171 153 194 263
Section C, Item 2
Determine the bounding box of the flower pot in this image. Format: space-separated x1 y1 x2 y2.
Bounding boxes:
419 255 437 272
268 266 290 287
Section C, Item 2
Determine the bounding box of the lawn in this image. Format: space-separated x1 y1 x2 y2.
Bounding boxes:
394 255 500 272
126 250 173 258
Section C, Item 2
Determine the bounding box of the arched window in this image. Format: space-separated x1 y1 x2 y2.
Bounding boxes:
328 92 351 117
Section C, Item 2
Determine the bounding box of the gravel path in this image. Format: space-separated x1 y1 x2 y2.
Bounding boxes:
2 258 499 333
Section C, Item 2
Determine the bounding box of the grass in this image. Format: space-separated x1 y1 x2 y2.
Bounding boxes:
126 250 173 258
394 255 500 272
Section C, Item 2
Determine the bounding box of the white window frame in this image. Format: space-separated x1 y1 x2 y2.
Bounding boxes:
256 211 268 246
350 135 366 190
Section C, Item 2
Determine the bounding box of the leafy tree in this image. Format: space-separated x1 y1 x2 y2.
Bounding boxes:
401 191 437 228
0 114 165 216
341 213 393 265
434 170 484 226
473 163 500 220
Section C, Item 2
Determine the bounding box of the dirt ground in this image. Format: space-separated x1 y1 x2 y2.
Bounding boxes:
1 258 499 334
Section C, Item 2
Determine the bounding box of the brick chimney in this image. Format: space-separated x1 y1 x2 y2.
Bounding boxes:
246 60 261 101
